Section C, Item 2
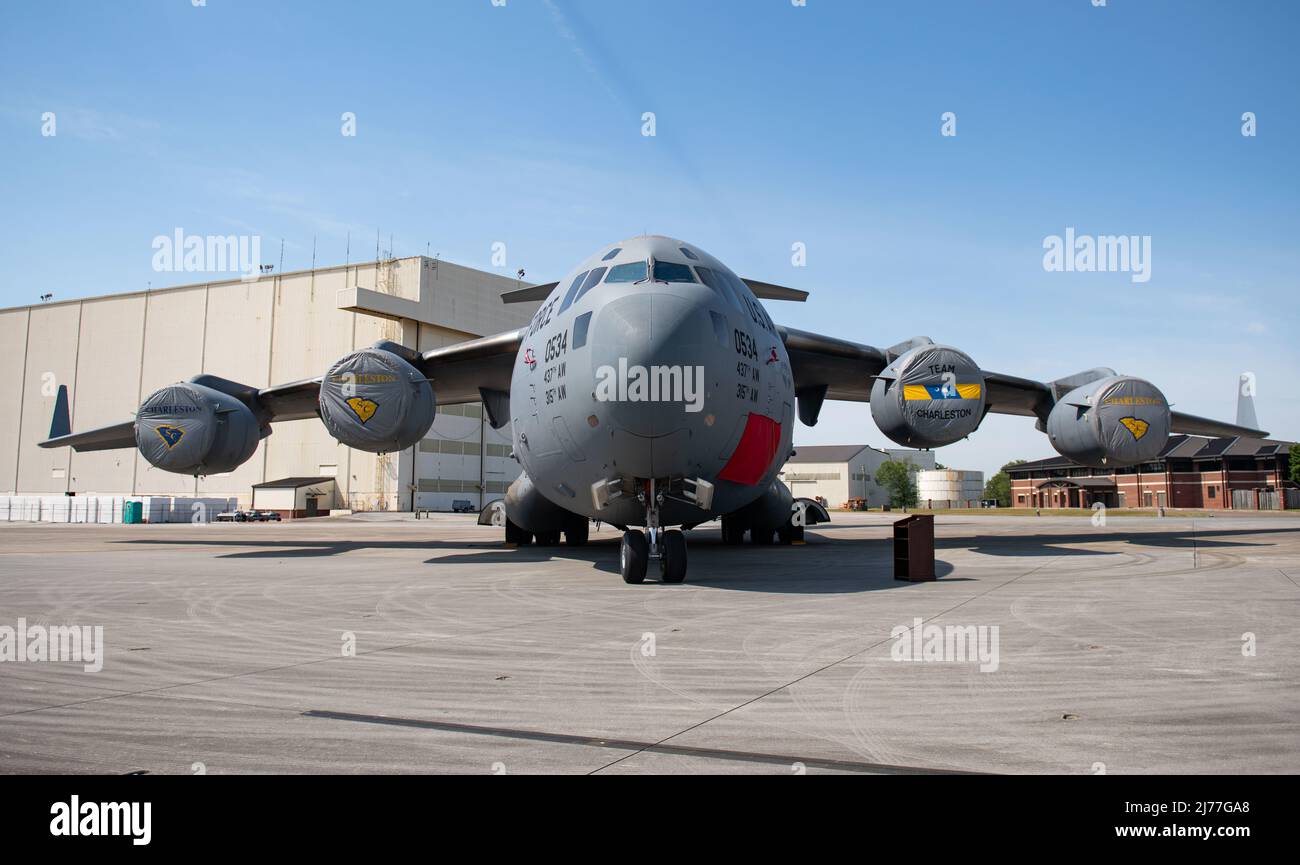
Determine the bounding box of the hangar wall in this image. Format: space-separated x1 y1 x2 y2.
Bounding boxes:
1 255 535 512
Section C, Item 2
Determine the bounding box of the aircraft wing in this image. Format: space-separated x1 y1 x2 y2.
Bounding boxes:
778 326 888 403
39 419 138 452
777 326 1270 438
241 327 526 423
418 327 524 425
39 327 527 452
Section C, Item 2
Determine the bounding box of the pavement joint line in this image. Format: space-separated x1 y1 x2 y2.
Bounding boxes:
300 709 987 775
586 555 1067 775
1278 569 1300 591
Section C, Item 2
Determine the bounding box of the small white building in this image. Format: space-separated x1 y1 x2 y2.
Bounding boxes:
780 445 936 509
917 469 985 509
251 476 339 518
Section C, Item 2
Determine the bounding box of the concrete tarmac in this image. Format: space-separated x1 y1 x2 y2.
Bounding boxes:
0 512 1296 774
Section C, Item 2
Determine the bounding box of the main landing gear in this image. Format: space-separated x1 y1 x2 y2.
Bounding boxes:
504 514 589 547
620 477 688 585
721 515 805 545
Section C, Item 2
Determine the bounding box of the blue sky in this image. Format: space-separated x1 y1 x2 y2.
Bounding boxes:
1 0 1296 476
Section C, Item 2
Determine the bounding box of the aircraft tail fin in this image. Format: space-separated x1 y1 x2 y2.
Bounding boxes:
1236 373 1259 430
49 385 71 439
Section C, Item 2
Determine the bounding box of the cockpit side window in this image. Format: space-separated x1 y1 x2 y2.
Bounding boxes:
601 248 622 261
557 270 590 314
572 266 608 304
722 269 776 333
652 260 697 283
605 261 648 283
695 265 744 310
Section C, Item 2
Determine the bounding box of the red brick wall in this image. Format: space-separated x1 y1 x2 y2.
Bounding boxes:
1010 468 1284 510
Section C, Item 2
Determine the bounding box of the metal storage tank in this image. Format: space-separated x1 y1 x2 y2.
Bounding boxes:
917 469 985 508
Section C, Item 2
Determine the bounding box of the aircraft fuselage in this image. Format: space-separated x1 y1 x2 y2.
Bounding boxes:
509 236 794 528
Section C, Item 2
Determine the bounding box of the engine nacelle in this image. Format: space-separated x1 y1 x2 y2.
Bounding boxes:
135 382 260 475
870 344 986 448
504 472 572 534
1046 375 1171 467
319 348 436 453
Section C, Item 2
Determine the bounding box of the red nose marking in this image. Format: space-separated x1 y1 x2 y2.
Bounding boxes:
718 413 782 486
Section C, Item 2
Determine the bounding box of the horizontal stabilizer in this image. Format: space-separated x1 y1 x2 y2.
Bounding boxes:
500 282 558 304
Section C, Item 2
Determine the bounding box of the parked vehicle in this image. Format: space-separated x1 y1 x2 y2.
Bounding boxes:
451 499 475 513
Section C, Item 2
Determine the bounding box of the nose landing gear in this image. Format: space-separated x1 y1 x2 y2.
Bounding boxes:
619 528 688 584
620 478 689 584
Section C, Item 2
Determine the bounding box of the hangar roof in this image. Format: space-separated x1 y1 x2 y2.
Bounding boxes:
252 477 337 489
1008 434 1296 475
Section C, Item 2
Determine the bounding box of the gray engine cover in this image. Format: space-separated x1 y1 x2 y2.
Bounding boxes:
870 344 986 448
319 348 436 453
1046 375 1171 467
135 382 260 475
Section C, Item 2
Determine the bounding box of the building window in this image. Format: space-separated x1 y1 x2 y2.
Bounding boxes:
1207 485 1217 498
1017 495 1025 503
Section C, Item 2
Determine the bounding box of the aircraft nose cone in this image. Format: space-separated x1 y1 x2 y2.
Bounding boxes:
590 291 713 442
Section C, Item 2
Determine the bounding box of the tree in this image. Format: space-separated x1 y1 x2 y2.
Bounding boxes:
876 459 919 508
984 459 1027 508
984 472 1011 507
1290 444 1300 485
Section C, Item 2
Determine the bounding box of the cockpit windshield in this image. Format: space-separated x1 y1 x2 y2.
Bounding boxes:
605 261 648 283
652 260 697 283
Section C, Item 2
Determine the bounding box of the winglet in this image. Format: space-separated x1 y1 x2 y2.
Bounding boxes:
49 385 71 439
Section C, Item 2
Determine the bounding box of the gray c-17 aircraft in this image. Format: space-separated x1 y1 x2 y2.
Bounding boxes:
40 234 1267 584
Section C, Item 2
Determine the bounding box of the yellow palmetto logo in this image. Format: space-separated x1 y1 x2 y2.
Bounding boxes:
1119 416 1149 440
346 397 379 424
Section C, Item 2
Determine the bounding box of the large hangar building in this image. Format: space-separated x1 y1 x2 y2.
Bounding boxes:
0 255 537 513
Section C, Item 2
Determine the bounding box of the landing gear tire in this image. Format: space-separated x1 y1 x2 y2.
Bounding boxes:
659 529 688 584
721 517 745 545
564 516 589 546
751 528 775 545
777 524 804 545
620 531 649 584
535 530 562 546
505 519 533 546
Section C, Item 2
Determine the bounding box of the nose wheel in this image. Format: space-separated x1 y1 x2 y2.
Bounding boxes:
659 529 687 583
620 527 688 584
620 530 649 584
620 479 689 585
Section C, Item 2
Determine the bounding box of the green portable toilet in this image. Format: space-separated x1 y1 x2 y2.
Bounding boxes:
123 500 143 524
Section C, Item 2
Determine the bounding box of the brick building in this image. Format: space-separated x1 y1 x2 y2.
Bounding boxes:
1007 435 1297 510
